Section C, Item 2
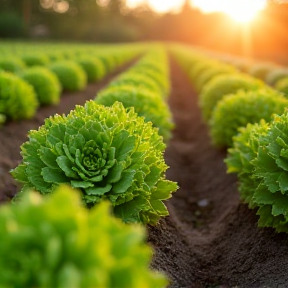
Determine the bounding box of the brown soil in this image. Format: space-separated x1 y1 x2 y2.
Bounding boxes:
1 55 288 288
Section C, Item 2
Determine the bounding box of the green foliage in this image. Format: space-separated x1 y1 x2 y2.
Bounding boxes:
225 121 270 207
19 67 62 105
199 73 265 121
21 54 50 67
109 72 163 95
95 85 174 141
251 112 288 232
49 61 87 92
76 57 106 83
12 101 177 225
193 64 237 93
275 77 288 97
0 71 39 120
189 60 215 82
131 69 170 96
209 89 288 147
97 55 116 73
0 57 26 73
0 184 168 288
248 62 276 81
131 48 170 96
225 112 288 233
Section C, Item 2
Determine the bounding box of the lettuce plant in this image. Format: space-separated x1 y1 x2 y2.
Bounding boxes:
49 61 87 92
275 77 288 97
251 112 288 232
11 101 177 224
209 89 288 147
226 112 288 232
225 121 270 207
0 71 39 120
19 67 62 105
0 57 26 73
76 57 105 83
194 64 237 93
247 62 276 81
130 69 170 96
21 53 50 67
95 85 174 141
109 72 163 95
0 184 168 288
199 73 264 121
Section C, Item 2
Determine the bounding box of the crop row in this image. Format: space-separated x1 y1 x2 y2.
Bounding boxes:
172 44 288 233
0 42 144 126
0 45 176 287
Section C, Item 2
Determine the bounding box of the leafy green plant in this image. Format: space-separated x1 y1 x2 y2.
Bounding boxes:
0 184 168 288
21 53 50 67
95 85 174 141
248 62 276 81
199 73 265 121
225 112 288 233
193 64 237 93
209 88 288 147
12 101 178 224
251 112 288 232
225 120 270 207
131 69 170 96
109 72 163 95
48 61 87 92
76 57 106 83
19 67 62 105
0 57 26 73
0 71 39 120
275 77 288 97
97 55 116 73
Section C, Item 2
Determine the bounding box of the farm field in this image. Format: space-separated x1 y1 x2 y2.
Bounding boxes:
1 43 288 288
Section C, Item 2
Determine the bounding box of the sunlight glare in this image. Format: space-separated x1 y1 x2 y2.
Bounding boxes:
192 0 267 23
125 0 186 13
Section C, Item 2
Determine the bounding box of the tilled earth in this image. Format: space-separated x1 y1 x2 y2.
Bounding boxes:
1 55 288 288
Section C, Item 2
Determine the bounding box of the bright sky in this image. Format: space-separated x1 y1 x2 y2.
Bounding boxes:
126 0 268 23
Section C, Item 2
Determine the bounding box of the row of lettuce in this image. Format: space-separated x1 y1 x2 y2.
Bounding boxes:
172 44 288 234
0 46 176 287
0 42 145 126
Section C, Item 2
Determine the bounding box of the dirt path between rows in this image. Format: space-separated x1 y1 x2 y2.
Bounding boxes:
148 56 288 288
1 54 288 288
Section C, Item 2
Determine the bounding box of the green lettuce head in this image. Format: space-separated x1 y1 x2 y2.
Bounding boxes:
209 88 288 148
251 112 288 232
225 120 270 208
11 101 177 224
95 85 174 141
0 184 168 288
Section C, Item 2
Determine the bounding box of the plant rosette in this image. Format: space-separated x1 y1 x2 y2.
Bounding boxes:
11 101 178 225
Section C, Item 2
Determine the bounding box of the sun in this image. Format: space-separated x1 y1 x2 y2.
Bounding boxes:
125 0 267 22
192 0 267 24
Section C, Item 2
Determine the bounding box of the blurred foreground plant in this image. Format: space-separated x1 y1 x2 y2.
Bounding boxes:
0 185 168 288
